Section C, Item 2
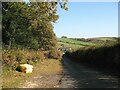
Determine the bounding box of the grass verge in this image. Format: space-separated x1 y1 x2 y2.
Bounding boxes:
2 59 63 88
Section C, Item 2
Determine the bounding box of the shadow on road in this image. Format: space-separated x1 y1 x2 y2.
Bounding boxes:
60 55 118 88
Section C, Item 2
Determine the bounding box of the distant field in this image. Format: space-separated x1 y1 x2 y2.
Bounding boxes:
58 38 95 45
57 38 95 49
57 37 118 49
58 42 85 49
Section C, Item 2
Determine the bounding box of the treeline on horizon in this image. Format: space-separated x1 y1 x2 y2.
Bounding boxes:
71 37 118 44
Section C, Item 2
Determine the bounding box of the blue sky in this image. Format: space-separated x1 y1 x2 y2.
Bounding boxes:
54 2 118 38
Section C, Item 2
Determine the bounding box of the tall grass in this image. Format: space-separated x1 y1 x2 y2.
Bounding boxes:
2 47 62 71
2 47 63 88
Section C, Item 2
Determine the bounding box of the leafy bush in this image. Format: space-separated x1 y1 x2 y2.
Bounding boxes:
2 48 46 71
66 41 119 68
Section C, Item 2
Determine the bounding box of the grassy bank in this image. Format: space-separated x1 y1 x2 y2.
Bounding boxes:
2 59 63 88
2 47 63 88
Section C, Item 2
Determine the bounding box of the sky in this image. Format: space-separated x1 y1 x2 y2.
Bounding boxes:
53 2 118 38
23 0 118 38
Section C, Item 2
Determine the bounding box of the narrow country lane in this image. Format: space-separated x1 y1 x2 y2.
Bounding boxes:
60 56 118 88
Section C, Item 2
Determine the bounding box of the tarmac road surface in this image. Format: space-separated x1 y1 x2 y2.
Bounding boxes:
60 56 118 88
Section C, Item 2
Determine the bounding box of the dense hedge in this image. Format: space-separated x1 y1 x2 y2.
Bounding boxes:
2 48 62 71
66 42 119 68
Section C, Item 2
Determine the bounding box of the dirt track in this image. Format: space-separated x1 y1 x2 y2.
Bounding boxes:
60 56 118 88
22 72 62 88
21 56 118 88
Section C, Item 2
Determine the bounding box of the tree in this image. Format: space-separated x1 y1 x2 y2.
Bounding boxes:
2 1 68 50
61 36 67 38
2 2 30 46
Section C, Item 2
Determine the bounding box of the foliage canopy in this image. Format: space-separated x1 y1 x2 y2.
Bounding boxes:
2 1 68 50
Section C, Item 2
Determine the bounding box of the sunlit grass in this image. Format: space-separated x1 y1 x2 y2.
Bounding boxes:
57 38 95 50
2 59 63 88
57 42 85 50
57 38 95 46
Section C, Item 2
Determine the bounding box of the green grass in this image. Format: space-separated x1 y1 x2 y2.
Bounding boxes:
58 38 95 46
2 66 32 88
58 42 84 50
2 59 63 88
57 37 118 50
57 38 95 49
2 47 63 88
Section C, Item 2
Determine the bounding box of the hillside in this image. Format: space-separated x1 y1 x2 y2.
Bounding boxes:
57 38 95 50
57 37 117 50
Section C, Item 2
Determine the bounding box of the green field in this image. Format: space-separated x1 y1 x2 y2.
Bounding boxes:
58 42 85 49
57 38 95 49
57 37 117 50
